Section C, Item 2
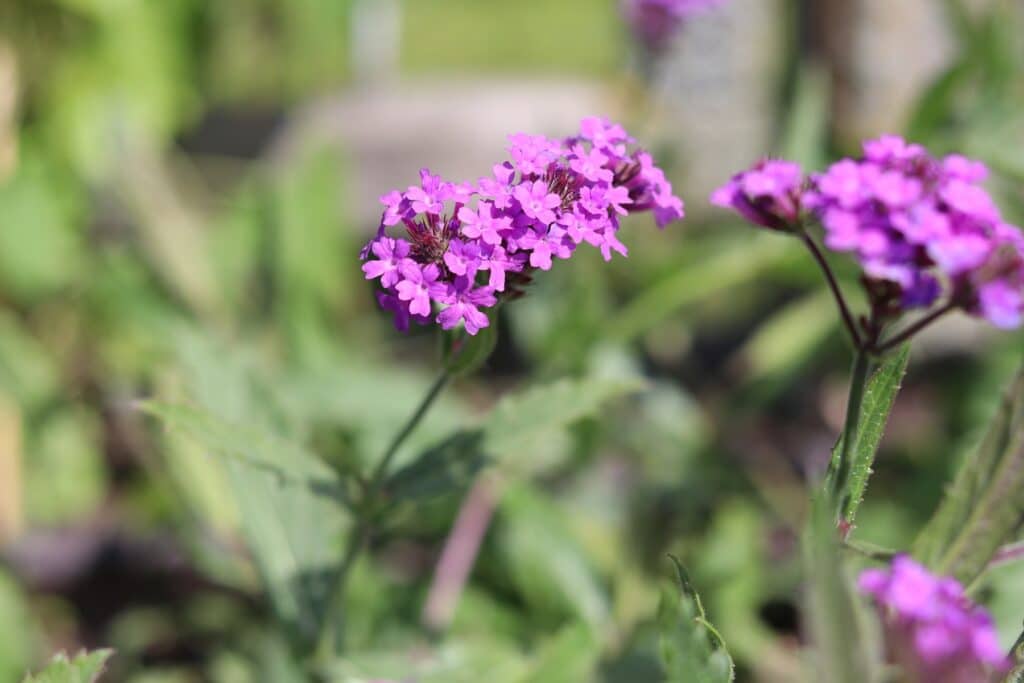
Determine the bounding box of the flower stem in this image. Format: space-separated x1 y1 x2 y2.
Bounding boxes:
869 302 955 355
314 367 451 664
828 349 872 518
801 234 861 349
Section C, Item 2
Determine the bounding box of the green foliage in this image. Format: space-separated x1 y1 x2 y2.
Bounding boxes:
482 376 644 459
914 365 1024 585
658 558 734 683
803 496 881 683
840 346 911 525
22 650 113 683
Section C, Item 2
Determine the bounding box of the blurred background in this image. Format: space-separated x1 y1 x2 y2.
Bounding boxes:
1 0 1023 681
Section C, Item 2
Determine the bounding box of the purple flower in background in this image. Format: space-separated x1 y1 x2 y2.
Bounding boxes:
806 135 1024 326
711 159 803 231
858 556 1007 682
716 137 1024 331
360 117 684 335
621 0 725 53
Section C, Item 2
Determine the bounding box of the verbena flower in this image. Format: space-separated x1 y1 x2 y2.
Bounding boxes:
621 0 725 52
806 136 1024 327
714 137 1024 329
711 159 804 232
858 556 1007 682
361 117 685 335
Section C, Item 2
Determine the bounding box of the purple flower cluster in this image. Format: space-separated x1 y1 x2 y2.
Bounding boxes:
621 0 725 52
361 117 684 335
711 159 803 231
714 137 1024 329
806 136 1024 327
858 556 1006 682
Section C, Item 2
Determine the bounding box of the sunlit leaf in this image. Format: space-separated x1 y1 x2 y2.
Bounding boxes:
914 365 1024 584
22 649 113 683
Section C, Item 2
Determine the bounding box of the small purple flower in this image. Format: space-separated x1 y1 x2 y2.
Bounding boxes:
395 262 441 317
569 144 614 183
858 556 1008 682
458 202 511 245
361 237 411 288
436 280 497 335
514 180 562 225
442 238 482 279
711 159 803 231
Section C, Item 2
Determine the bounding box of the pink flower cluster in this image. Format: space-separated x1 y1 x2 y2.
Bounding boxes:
858 556 1007 682
713 136 1024 329
361 117 684 335
621 0 725 52
711 159 803 231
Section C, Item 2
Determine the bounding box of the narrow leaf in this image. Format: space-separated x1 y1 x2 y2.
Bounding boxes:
804 496 882 683
22 650 113 683
914 365 1024 575
482 377 643 457
659 557 734 683
841 345 910 525
145 401 347 644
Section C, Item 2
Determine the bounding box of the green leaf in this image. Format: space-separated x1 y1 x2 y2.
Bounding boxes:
22 650 114 683
913 365 1024 584
840 345 910 525
384 431 486 502
498 485 609 631
803 497 882 683
483 376 643 458
145 401 347 643
521 623 599 683
658 558 734 683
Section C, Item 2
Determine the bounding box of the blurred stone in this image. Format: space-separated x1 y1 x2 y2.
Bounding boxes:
270 79 610 232
651 0 787 210
814 0 980 144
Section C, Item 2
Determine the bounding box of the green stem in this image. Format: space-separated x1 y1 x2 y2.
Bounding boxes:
801 232 861 349
828 349 872 517
314 367 451 665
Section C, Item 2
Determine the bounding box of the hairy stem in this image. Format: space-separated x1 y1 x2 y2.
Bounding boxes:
315 367 451 663
828 349 872 518
870 302 955 355
801 233 862 349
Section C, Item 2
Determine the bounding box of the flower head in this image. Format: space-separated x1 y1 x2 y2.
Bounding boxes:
711 159 803 231
806 135 1024 326
716 137 1024 330
361 117 684 335
858 556 1007 682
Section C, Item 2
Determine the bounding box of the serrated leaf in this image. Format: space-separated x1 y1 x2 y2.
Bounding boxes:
22 649 113 683
158 333 348 646
841 346 910 525
482 377 642 458
658 561 734 683
142 402 343 499
145 400 347 643
913 366 1024 573
384 431 486 502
